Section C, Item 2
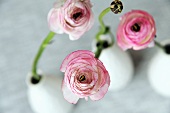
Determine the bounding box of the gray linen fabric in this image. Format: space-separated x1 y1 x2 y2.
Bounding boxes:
0 0 170 113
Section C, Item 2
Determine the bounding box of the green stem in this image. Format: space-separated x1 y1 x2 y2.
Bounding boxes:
155 40 164 50
99 7 111 32
96 7 111 41
95 47 102 58
32 31 55 80
95 7 115 58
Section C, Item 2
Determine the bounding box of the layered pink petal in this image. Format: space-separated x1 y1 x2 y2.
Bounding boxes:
47 8 64 34
62 81 79 104
48 0 94 40
60 50 94 72
90 84 109 101
60 50 110 104
117 10 156 50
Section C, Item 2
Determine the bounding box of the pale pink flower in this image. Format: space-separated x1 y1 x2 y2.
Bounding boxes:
117 10 156 50
60 50 110 104
48 0 94 40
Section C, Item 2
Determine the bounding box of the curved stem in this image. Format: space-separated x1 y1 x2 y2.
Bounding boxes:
154 40 164 50
95 7 115 58
95 47 102 59
32 31 55 80
96 7 111 41
99 7 111 32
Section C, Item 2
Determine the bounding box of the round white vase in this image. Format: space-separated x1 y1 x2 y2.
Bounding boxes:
92 34 134 91
26 71 74 113
148 40 170 97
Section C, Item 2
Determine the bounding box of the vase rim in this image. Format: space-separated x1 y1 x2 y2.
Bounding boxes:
26 70 46 87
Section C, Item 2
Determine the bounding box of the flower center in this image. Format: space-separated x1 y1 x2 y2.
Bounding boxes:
110 0 123 14
79 75 86 82
73 12 83 21
131 23 140 32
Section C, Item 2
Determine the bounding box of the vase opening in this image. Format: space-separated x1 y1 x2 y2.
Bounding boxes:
164 44 170 54
31 75 42 84
96 40 109 49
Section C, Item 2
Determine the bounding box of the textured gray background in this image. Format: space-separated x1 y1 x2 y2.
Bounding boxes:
0 0 170 113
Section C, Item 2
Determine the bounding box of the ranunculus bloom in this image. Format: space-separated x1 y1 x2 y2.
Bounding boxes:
60 50 110 104
117 10 156 50
48 0 94 40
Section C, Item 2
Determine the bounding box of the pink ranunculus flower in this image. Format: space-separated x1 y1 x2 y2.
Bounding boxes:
48 0 94 40
60 50 110 104
117 10 156 50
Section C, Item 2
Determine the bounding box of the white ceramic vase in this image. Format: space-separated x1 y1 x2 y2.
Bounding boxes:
92 34 134 91
26 71 74 113
148 40 170 97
